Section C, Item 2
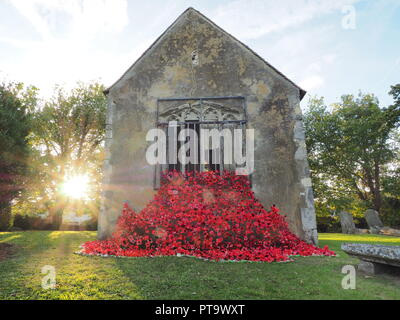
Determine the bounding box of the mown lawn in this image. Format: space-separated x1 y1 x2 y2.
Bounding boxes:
0 231 399 300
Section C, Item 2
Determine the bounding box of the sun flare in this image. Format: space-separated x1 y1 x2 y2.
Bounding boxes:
61 175 90 199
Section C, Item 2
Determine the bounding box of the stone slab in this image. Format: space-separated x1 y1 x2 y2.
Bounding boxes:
341 243 400 268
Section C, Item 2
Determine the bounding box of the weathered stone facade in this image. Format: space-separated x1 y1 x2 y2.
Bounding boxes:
99 8 318 244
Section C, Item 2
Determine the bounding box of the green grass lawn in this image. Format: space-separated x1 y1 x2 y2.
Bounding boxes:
0 231 399 300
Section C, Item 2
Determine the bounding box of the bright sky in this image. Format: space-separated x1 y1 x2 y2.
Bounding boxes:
0 0 399 108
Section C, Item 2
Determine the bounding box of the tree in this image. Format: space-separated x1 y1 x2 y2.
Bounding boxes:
27 82 106 228
389 84 400 107
380 84 400 226
304 91 400 220
0 82 36 230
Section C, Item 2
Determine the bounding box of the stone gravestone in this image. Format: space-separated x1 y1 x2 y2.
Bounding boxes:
338 211 356 234
365 209 384 234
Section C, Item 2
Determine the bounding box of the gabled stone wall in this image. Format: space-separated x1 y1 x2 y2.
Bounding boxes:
99 8 318 244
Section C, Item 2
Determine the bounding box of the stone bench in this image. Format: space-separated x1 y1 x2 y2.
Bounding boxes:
341 243 400 276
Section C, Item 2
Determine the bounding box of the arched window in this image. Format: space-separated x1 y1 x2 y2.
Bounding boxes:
154 96 247 188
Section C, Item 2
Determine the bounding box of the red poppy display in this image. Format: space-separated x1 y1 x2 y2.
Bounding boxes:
82 171 335 262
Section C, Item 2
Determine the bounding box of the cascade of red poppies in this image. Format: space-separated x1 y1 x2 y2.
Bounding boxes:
81 171 334 262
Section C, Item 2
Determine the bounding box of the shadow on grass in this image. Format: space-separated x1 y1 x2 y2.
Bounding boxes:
112 254 360 300
112 235 400 300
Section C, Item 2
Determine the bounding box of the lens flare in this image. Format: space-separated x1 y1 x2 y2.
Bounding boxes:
61 175 90 199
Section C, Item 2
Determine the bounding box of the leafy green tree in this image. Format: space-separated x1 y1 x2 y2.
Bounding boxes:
389 84 400 106
380 84 400 226
26 82 106 228
0 82 36 230
304 91 400 222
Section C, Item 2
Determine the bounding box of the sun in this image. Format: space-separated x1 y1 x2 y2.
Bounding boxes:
61 175 90 199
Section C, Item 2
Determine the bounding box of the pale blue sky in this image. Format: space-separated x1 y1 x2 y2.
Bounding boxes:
0 0 399 108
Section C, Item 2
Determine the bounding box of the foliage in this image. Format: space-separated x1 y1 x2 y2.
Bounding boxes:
82 217 98 231
15 82 107 228
12 214 53 230
389 84 400 107
0 208 12 231
82 171 334 262
381 84 400 226
0 82 37 230
304 90 400 224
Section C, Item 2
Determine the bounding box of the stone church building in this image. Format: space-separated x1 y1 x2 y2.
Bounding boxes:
99 8 318 244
